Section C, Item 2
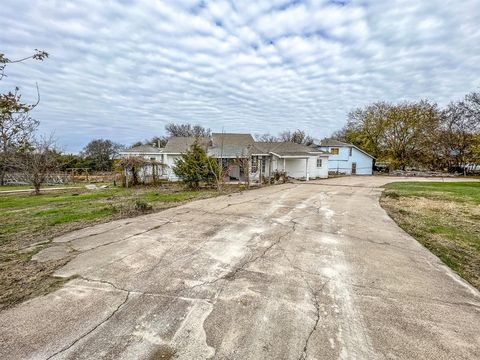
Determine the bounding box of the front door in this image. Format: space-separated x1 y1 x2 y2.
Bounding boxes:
351 162 357 175
229 164 240 180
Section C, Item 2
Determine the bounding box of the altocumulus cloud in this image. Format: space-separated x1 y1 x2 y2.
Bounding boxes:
1 0 479 151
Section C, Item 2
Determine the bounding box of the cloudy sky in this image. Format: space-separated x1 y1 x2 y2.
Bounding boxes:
1 0 479 152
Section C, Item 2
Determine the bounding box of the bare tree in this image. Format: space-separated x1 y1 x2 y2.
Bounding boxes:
278 129 314 146
149 136 168 148
15 136 59 195
255 133 278 142
439 92 480 173
464 92 480 120
0 90 40 184
0 50 48 185
165 123 211 138
208 129 234 191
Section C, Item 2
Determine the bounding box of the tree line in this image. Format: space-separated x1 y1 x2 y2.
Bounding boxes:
332 94 480 172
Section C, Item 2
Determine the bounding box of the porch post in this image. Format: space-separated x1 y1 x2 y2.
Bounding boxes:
305 158 309 181
259 157 262 184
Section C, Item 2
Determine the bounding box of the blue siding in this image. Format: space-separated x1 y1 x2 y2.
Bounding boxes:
318 146 373 175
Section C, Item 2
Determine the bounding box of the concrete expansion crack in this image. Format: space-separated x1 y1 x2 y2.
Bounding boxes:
283 252 329 360
77 276 130 293
212 184 299 211
45 289 130 360
63 212 186 254
57 208 192 250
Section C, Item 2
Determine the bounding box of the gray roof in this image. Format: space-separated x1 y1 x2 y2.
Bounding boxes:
317 139 351 147
164 137 208 153
122 134 330 158
208 145 252 157
316 138 375 159
211 133 255 146
122 144 162 153
209 133 255 157
255 142 326 157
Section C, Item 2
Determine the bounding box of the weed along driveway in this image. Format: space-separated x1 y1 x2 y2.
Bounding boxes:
1 177 479 359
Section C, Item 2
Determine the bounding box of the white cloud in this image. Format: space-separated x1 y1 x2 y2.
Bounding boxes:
0 0 479 151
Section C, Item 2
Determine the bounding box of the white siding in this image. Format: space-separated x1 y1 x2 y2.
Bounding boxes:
269 155 328 179
165 154 181 181
313 155 329 178
118 152 165 177
250 156 271 181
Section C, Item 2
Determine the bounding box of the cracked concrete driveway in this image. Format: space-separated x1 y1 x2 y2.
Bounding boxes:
1 177 479 359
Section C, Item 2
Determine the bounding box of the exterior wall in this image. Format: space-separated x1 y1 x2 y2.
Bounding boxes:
269 155 328 179
119 152 163 162
250 156 271 181
164 154 181 181
351 149 374 175
121 151 329 182
312 155 329 178
318 146 373 175
285 158 307 178
119 152 165 178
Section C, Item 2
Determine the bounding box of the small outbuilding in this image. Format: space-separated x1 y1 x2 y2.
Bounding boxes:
314 139 375 175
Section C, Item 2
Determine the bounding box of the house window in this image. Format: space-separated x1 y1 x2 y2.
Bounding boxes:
349 147 352 156
317 158 322 168
331 148 339 155
221 158 229 170
150 157 156 161
251 156 258 173
261 158 266 173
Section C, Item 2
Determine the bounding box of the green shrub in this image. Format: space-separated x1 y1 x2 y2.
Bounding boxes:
173 143 219 189
134 200 152 212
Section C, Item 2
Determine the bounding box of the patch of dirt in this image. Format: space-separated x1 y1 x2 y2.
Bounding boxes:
0 253 75 311
148 345 177 360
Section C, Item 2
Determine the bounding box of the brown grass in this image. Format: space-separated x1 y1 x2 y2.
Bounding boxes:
381 192 480 290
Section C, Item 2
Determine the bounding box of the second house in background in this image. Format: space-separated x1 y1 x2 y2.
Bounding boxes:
313 139 375 175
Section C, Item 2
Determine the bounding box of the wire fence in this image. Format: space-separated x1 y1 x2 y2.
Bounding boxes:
3 172 117 185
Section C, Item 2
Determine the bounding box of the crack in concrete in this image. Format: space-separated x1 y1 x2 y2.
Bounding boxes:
45 290 130 360
282 252 330 360
210 184 299 212
297 280 329 360
55 208 193 249
132 243 178 277
182 227 295 293
61 220 137 242
60 210 191 258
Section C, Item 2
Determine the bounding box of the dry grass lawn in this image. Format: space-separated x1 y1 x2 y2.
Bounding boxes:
381 182 480 290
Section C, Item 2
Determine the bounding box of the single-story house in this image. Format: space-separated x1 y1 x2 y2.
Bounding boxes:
313 139 375 175
120 133 329 182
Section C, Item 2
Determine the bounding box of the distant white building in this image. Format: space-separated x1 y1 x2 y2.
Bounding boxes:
314 139 375 175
